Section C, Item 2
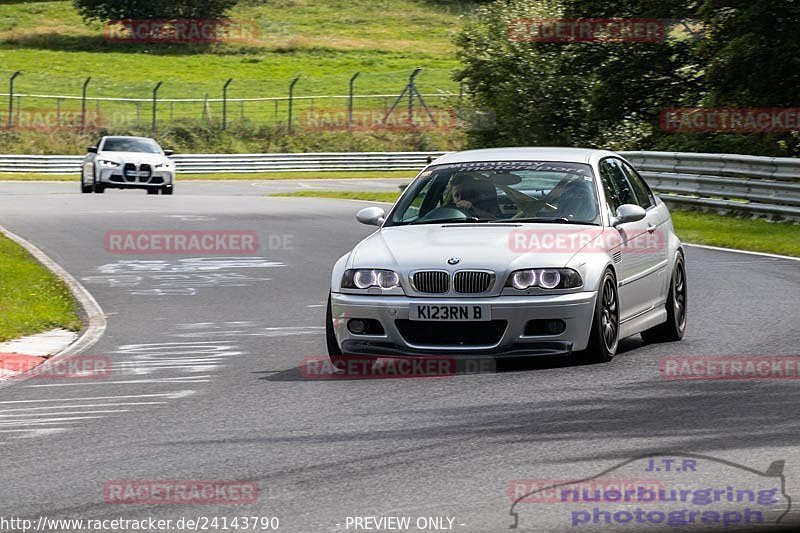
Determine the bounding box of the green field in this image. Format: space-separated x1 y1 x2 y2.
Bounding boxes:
0 232 82 342
0 1 465 112
274 191 800 257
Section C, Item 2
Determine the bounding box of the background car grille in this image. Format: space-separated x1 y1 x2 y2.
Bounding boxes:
395 320 507 346
412 271 449 294
453 271 493 294
123 163 137 182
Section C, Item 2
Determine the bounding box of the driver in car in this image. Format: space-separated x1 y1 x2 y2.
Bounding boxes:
450 174 501 219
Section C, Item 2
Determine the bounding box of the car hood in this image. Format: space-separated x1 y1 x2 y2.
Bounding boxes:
350 223 606 271
96 151 169 164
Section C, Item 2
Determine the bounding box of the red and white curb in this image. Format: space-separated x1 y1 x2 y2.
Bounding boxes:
0 329 79 381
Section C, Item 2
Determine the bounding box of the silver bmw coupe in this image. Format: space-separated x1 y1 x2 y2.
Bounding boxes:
327 148 686 366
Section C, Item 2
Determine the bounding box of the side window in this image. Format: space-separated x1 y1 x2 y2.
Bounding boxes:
621 161 655 209
599 159 636 218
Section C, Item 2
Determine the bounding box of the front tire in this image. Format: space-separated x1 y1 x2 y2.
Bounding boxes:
642 253 687 343
577 269 619 364
147 188 158 195
325 294 376 373
161 186 173 195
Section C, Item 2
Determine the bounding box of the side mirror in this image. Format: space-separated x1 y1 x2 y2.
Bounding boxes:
87 146 98 153
163 149 174 156
612 204 646 227
356 206 386 226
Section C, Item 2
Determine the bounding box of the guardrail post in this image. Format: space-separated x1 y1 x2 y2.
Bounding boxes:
222 78 233 130
288 77 300 133
349 72 360 128
152 81 163 135
7 71 21 129
80 77 91 131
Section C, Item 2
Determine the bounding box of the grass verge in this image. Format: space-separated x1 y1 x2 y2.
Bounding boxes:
272 191 800 257
670 211 800 257
0 232 82 342
0 170 418 181
273 190 400 203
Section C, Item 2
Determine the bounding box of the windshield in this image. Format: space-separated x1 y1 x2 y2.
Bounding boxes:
387 161 600 226
101 137 161 154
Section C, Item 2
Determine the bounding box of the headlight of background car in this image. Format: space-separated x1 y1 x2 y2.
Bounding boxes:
506 268 582 290
97 159 120 167
342 269 401 290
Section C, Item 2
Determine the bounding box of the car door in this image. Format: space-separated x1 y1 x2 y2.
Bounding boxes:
619 159 671 310
598 158 659 322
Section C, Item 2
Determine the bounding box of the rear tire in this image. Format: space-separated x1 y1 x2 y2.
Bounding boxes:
576 269 619 364
81 181 93 194
641 253 687 343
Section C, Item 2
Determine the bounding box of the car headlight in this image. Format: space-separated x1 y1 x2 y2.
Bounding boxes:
342 269 401 290
97 159 120 167
154 162 172 169
506 268 582 290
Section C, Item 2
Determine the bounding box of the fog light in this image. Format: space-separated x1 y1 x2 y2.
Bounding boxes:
348 319 367 335
524 319 567 336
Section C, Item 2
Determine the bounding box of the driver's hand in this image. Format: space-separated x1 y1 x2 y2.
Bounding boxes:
456 199 473 211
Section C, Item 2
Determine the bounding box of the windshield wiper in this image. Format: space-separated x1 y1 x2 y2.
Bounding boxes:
491 217 599 225
403 217 488 226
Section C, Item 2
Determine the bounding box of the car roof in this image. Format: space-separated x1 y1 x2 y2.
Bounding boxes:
102 136 157 142
432 147 619 166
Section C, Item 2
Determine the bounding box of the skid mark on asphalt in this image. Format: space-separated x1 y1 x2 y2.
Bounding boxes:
171 322 324 339
82 257 283 296
0 320 325 439
0 337 243 438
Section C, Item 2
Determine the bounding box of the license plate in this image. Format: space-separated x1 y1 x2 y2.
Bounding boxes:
410 304 491 321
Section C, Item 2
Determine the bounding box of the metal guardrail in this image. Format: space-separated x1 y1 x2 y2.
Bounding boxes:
0 150 797 217
0 152 447 174
619 151 800 218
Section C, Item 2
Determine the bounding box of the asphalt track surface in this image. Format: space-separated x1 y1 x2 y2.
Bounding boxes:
0 181 798 533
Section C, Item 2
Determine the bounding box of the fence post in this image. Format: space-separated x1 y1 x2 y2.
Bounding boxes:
222 78 233 130
81 77 91 131
288 76 299 133
349 72 360 127
8 71 21 129
408 68 421 127
151 81 163 135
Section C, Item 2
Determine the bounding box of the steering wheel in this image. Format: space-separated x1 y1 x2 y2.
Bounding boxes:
418 205 473 222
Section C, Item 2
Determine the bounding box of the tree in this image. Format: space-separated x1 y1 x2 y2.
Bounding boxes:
456 0 800 156
73 0 238 23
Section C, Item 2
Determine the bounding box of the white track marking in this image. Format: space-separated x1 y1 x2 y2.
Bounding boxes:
0 390 195 404
0 410 130 418
0 402 168 413
25 376 212 387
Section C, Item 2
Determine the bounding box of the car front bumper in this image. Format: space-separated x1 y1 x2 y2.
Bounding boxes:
331 291 597 358
97 166 174 189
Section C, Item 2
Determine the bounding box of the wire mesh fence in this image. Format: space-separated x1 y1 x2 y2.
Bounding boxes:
0 69 475 134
